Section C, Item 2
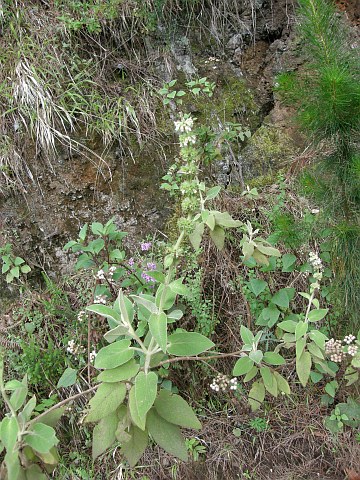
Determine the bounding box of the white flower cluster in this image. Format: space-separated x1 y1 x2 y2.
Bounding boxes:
89 350 97 363
174 114 194 133
77 310 87 323
210 374 238 392
325 334 359 361
67 339 85 356
348 344 358 357
94 294 107 304
96 269 106 280
204 56 220 64
309 251 323 291
344 334 356 344
179 134 196 148
96 266 116 281
325 338 343 362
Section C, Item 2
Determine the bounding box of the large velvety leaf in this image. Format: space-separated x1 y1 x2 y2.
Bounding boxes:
154 390 201 430
0 417 18 451
210 225 225 250
188 222 204 250
121 425 148 467
240 325 254 345
85 382 126 423
92 412 118 459
97 360 139 383
10 375 28 412
94 339 133 370
263 352 285 366
233 356 254 376
4 452 20 480
24 464 47 480
169 278 190 297
260 367 278 397
167 332 214 356
296 350 312 387
24 423 58 454
273 371 291 394
18 395 37 425
129 372 157 430
248 380 265 412
146 409 188 461
104 325 130 343
307 309 328 322
149 312 168 352
57 367 77 388
86 304 120 324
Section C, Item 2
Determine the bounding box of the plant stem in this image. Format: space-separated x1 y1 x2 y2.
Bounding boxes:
28 384 99 426
157 350 242 368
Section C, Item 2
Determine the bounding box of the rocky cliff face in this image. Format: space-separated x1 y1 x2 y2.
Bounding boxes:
0 0 357 304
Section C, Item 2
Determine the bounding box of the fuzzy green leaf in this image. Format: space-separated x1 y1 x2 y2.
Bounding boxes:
249 350 263 364
296 351 312 387
97 360 139 383
94 339 133 370
205 186 221 200
260 367 278 397
0 417 18 451
256 244 281 257
307 309 328 322
263 352 286 366
121 424 148 467
86 304 121 324
154 390 201 430
240 325 254 345
146 409 188 461
248 380 265 411
273 371 291 394
188 222 205 250
57 367 77 388
295 321 308 340
92 412 118 460
24 423 58 454
85 382 126 423
104 325 130 343
129 372 158 430
210 225 225 250
149 312 168 352
167 332 214 356
277 320 297 333
233 356 254 376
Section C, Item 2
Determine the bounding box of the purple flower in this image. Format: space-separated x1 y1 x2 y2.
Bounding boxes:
141 242 152 251
141 272 154 283
128 257 135 266
146 262 156 270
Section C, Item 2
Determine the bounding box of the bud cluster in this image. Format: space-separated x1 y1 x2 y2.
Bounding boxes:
67 339 86 356
174 114 194 133
325 338 343 362
77 310 87 323
210 374 238 393
96 265 116 281
309 251 323 291
94 294 107 304
325 334 359 362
